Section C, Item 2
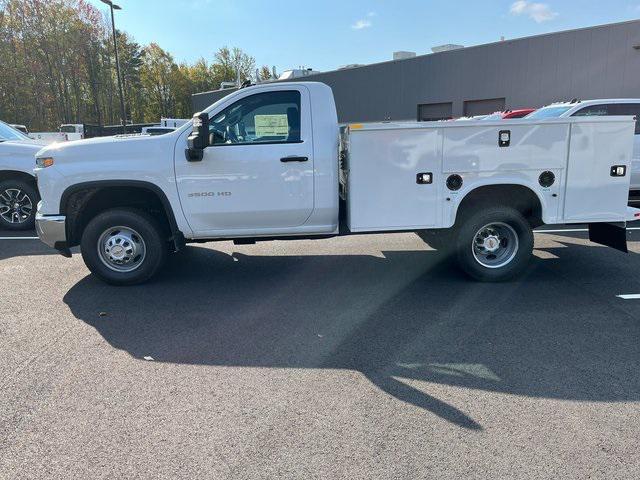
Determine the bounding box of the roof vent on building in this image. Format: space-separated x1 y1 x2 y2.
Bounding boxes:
393 51 416 60
278 68 321 80
431 44 464 53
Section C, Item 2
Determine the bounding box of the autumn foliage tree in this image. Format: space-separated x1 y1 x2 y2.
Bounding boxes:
0 0 258 130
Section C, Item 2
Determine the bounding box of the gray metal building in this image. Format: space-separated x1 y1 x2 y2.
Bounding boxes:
192 20 640 123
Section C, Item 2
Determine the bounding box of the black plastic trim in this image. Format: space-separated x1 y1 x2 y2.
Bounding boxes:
53 242 72 257
59 180 183 249
208 140 304 147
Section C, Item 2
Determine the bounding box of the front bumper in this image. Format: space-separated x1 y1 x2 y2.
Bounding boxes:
35 211 71 257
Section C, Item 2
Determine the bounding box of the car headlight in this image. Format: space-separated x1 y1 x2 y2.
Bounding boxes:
36 157 54 168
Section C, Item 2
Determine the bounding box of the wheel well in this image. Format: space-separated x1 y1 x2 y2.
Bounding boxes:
62 185 180 248
0 170 37 188
456 184 543 228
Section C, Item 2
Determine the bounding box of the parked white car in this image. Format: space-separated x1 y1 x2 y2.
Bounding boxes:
28 131 70 145
526 99 640 199
141 126 175 136
160 118 189 128
0 121 41 230
10 124 29 134
58 124 85 141
34 82 639 285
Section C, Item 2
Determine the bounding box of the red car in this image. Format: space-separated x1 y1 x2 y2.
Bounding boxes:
482 109 536 120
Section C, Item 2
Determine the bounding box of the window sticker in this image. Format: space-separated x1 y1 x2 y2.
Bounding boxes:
255 114 289 137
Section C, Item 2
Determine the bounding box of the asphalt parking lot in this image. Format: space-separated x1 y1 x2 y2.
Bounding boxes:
2 227 640 479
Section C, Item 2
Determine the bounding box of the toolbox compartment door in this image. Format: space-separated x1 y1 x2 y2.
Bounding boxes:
563 119 635 223
346 127 442 232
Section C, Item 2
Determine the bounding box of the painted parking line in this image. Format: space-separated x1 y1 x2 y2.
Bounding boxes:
0 237 39 240
537 227 640 234
617 294 640 300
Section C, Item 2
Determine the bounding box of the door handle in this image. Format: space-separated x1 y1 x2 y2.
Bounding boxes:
280 156 308 162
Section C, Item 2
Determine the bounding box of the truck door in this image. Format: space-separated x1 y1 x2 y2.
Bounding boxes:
175 87 314 234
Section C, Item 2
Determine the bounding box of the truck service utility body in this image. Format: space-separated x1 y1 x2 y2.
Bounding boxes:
343 118 634 232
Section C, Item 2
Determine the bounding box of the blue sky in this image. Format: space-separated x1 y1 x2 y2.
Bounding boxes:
87 0 640 72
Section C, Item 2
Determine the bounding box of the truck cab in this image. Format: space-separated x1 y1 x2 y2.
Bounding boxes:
178 83 339 237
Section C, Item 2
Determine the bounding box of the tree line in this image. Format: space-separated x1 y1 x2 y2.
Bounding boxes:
0 0 272 131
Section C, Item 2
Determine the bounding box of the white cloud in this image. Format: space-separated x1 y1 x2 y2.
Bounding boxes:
352 19 372 30
510 1 558 23
352 12 375 30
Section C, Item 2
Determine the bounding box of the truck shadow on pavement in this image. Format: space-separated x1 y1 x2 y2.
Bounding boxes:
63 242 640 431
0 239 60 261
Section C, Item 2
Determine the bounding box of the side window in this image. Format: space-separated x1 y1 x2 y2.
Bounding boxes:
611 104 640 135
571 105 612 117
209 90 301 146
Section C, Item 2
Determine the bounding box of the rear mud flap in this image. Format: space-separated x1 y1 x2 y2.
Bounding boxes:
588 222 628 253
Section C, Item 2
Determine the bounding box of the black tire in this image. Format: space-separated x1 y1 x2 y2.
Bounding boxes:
0 178 39 231
455 206 533 282
80 208 168 286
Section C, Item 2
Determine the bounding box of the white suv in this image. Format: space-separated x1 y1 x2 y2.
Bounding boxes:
526 100 640 200
0 121 41 230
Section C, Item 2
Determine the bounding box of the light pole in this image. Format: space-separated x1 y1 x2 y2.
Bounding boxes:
101 0 127 134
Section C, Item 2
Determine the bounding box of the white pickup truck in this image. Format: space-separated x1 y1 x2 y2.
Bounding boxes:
35 82 639 285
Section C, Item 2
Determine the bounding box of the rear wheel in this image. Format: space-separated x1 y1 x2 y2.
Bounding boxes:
80 208 168 285
455 206 533 281
0 179 39 231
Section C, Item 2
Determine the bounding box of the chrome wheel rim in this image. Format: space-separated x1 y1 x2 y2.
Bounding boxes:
0 188 33 224
472 222 519 269
97 226 147 273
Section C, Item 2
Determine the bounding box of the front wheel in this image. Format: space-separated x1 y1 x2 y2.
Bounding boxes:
80 208 168 285
455 207 533 282
0 179 39 231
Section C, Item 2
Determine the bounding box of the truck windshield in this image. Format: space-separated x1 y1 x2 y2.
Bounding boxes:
525 106 572 119
0 121 29 142
60 125 77 133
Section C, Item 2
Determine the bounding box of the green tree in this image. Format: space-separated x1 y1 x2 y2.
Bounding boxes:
140 43 181 120
259 65 274 81
211 46 256 87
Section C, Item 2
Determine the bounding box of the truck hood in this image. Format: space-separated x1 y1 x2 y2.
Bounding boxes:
37 133 176 161
1 140 43 156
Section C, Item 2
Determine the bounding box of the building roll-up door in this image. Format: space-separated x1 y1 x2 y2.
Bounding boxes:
418 102 453 121
464 98 506 117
